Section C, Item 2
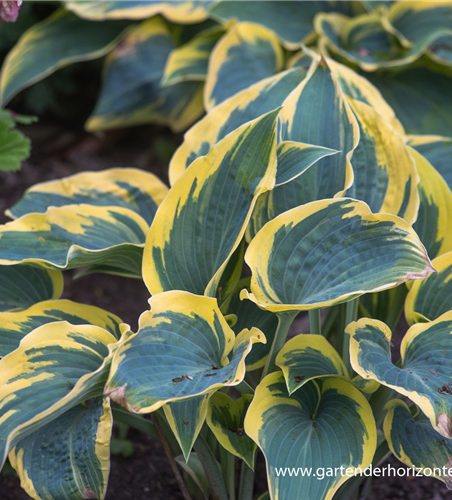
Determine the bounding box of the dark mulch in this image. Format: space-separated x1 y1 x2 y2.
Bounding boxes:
1 123 452 499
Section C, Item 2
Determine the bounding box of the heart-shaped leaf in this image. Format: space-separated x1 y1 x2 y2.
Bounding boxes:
384 399 452 489
0 265 63 313
8 168 168 225
348 314 452 438
105 291 265 413
10 397 112 500
0 299 123 357
243 198 433 313
144 110 278 297
245 373 376 500
0 321 118 469
405 251 452 324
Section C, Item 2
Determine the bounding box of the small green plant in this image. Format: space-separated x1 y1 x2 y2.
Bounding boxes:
1 2 452 500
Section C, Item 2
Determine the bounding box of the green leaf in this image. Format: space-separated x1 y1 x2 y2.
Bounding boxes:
164 395 210 462
243 198 433 313
369 69 452 136
206 392 256 469
86 17 204 133
0 205 148 276
0 265 63 313
405 251 452 324
175 453 211 499
8 167 168 225
0 123 30 172
348 314 452 438
410 147 452 259
0 299 123 358
144 109 278 297
66 1 213 23
245 373 376 500
0 9 129 105
10 398 112 500
0 321 118 469
384 400 452 489
105 291 265 413
227 278 278 371
169 68 306 186
204 22 283 110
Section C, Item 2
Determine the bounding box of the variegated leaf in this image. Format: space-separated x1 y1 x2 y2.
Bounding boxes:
384 400 452 489
348 314 452 438
0 299 122 358
169 68 306 186
245 373 376 500
0 9 128 105
243 198 433 313
0 265 63 312
106 292 265 413
144 110 278 297
0 205 148 277
8 168 168 225
204 22 283 110
10 398 112 500
405 251 452 324
206 392 255 469
86 17 204 133
0 322 118 469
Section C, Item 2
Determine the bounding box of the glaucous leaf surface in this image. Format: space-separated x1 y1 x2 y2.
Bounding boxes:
243 198 433 313
86 17 204 133
0 322 117 469
204 22 283 110
384 400 452 489
0 9 128 105
405 251 452 324
169 68 306 185
0 299 123 357
144 110 278 297
345 98 419 225
8 168 168 225
245 373 376 500
0 205 148 276
10 398 112 500
348 315 452 438
164 395 210 462
0 265 63 312
106 292 265 413
276 334 348 394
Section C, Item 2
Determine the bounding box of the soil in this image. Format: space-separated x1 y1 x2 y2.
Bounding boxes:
1 123 452 499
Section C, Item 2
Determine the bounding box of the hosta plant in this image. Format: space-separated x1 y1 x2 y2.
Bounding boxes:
1 2 452 500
